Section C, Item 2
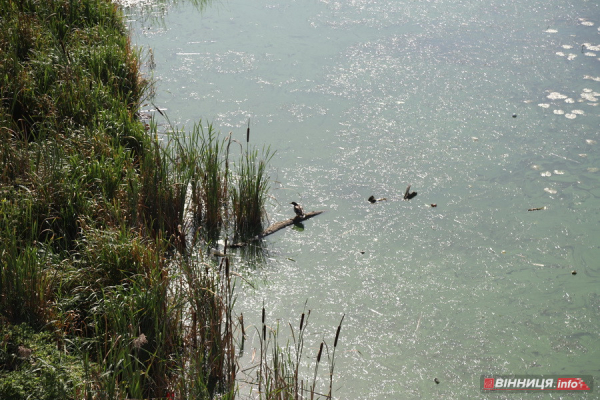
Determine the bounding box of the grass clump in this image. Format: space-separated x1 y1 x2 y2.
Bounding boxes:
0 0 238 398
231 145 273 241
0 323 86 400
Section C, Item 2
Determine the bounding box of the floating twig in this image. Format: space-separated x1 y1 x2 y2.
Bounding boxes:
527 206 546 211
414 312 423 337
549 152 579 163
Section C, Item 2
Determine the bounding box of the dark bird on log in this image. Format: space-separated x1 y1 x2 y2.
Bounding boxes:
404 185 417 200
290 202 305 218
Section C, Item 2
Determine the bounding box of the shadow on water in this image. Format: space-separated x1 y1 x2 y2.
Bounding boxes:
232 240 270 267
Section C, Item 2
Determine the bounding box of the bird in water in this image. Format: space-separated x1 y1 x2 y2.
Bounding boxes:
403 185 417 200
290 201 305 218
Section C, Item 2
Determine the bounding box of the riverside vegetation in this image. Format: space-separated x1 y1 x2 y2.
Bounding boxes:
0 0 342 399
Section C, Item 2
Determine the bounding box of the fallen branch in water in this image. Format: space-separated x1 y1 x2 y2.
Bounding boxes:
230 210 325 248
527 206 546 211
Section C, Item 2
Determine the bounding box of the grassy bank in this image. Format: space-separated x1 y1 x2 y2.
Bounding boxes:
0 0 341 398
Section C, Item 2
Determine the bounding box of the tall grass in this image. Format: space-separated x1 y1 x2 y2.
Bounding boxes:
231 146 273 241
173 251 237 398
151 117 274 244
0 1 342 399
0 200 51 326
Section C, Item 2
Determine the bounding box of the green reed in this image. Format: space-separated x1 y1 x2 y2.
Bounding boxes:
173 250 238 398
194 122 229 238
244 306 343 399
230 145 274 241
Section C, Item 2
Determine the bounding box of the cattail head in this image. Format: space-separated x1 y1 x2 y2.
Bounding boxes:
262 306 266 340
299 313 305 331
334 315 344 348
132 333 148 349
239 313 245 336
316 342 323 363
246 119 250 143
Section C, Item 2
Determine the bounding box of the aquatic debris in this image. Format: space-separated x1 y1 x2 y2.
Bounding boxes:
565 113 576 119
540 171 552 177
572 270 577 275
434 378 440 384
430 203 437 208
528 206 546 211
553 109 565 115
572 110 584 115
368 195 387 203
553 170 565 175
545 28 558 33
544 187 557 194
403 185 417 200
538 103 550 108
585 139 597 145
587 167 599 173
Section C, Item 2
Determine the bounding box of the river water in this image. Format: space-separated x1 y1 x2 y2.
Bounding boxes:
124 0 600 397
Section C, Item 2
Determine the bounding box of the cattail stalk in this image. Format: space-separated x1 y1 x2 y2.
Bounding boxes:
328 314 345 398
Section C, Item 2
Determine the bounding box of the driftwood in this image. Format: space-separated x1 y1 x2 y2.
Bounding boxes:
229 210 325 248
527 206 546 211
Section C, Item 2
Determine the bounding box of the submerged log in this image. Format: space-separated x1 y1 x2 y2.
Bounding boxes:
229 210 325 248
